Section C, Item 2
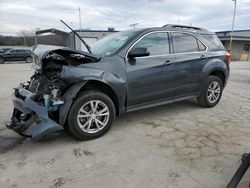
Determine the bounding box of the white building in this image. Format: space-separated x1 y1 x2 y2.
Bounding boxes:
68 28 117 51
216 30 250 61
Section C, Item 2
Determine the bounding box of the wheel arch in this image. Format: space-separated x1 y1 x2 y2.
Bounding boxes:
78 80 120 116
209 70 226 86
0 56 5 62
201 57 229 86
59 79 120 127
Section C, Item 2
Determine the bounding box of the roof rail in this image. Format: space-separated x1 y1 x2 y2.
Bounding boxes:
162 24 203 31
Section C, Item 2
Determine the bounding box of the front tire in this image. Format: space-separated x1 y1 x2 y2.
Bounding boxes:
198 75 223 108
0 57 5 64
67 90 115 140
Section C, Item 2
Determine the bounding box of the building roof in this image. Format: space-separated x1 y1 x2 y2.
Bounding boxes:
216 29 250 41
73 29 117 33
216 29 250 33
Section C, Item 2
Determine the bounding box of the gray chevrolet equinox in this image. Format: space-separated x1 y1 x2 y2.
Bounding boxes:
8 24 230 140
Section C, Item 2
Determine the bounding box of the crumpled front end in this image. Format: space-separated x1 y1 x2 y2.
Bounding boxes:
8 83 64 140
7 45 100 140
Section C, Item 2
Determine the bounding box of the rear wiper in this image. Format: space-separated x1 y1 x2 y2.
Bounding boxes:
60 19 92 54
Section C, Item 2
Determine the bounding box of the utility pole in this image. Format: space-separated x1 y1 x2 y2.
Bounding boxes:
79 7 82 30
23 37 27 47
129 23 138 29
229 0 237 53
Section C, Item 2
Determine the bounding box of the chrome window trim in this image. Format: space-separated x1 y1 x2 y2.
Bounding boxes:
130 54 175 60
126 31 170 59
126 30 208 59
171 32 208 54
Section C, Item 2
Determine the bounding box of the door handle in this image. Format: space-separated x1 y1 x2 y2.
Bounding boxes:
164 60 173 66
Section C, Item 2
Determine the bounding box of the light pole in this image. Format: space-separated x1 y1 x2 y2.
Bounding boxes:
229 0 237 53
79 7 82 31
129 23 139 29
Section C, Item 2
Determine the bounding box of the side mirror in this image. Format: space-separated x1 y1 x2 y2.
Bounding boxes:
128 47 150 58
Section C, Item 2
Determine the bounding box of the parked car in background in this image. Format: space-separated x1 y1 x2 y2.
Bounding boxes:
8 24 230 140
0 49 33 64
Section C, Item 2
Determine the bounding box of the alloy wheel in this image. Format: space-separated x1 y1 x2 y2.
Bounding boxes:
207 81 221 103
26 57 33 63
77 100 110 133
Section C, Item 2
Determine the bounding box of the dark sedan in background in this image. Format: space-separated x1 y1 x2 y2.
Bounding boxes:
0 48 12 54
0 49 33 64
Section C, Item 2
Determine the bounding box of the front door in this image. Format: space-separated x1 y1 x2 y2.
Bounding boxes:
4 50 17 61
126 32 176 110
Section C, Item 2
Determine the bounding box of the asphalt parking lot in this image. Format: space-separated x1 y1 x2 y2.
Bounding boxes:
0 61 250 188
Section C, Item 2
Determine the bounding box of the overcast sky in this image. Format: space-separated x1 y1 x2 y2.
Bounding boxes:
0 0 249 35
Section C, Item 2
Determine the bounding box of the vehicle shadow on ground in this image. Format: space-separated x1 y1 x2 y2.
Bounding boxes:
0 99 201 153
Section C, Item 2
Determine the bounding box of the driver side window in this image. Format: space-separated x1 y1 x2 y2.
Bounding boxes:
132 32 170 56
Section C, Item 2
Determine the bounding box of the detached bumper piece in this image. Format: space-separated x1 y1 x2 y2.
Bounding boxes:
7 84 63 140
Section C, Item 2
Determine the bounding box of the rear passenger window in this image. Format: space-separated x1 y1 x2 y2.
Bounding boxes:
201 34 225 50
10 50 17 54
133 32 169 56
172 33 205 53
197 40 206 51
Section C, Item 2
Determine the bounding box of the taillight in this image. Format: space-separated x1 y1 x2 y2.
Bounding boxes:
225 52 231 64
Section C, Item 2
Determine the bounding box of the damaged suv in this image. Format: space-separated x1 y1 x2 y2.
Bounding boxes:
8 25 230 140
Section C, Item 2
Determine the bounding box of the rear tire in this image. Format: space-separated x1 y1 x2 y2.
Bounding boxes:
0 57 5 64
198 75 223 108
67 90 115 140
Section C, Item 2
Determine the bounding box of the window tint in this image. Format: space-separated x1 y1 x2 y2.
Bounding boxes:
172 33 200 53
132 32 169 56
17 50 24 53
197 40 206 51
9 50 17 54
201 34 225 50
21 50 27 53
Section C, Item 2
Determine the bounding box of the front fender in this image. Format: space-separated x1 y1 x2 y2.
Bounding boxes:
59 76 126 126
60 64 126 117
59 81 87 126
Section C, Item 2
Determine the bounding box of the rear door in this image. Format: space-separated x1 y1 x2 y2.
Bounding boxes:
15 50 26 60
126 32 176 109
171 32 208 97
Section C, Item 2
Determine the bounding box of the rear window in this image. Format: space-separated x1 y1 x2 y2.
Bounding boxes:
201 34 225 50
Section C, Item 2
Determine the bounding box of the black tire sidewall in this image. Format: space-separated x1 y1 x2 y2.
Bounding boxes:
67 90 115 140
0 57 5 64
201 75 223 107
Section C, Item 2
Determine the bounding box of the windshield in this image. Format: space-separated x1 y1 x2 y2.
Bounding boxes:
0 49 10 53
91 31 137 57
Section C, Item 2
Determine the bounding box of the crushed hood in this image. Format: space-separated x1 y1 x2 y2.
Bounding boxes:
31 45 100 70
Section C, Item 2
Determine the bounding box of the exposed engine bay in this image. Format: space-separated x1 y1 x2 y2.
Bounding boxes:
7 45 100 140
